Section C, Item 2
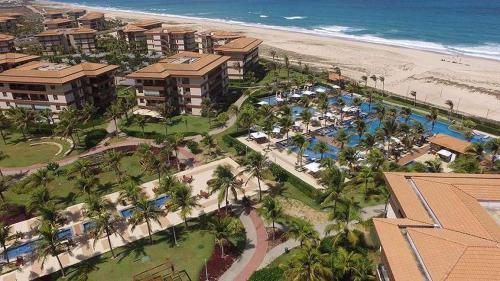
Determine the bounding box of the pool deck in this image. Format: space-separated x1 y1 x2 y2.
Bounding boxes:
0 158 268 281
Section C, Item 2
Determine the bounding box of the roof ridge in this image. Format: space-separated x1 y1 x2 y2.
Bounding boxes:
442 245 469 281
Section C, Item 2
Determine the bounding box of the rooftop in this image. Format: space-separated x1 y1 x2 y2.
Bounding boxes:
428 133 471 154
44 18 73 25
0 16 15 22
144 26 195 35
374 172 500 281
0 53 40 65
78 12 104 21
0 12 23 18
44 10 66 15
127 51 230 79
210 30 243 40
0 33 14 42
121 24 147 33
133 19 163 29
0 62 118 84
215 37 262 53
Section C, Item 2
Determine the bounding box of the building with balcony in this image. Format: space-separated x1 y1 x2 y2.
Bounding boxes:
145 26 196 55
44 18 74 30
66 9 86 21
0 16 16 32
214 37 262 80
36 28 97 55
211 30 243 46
127 51 230 115
119 20 163 48
0 34 15 54
195 31 214 54
373 172 500 281
66 28 97 54
0 53 40 72
0 61 118 113
77 12 105 31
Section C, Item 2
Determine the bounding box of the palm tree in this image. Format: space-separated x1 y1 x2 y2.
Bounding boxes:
357 166 374 190
382 117 399 157
465 142 484 160
337 98 346 122
208 216 243 258
339 147 358 174
68 159 93 178
135 115 147 136
6 107 38 139
238 105 256 140
243 151 268 201
102 150 124 183
360 75 368 87
27 186 52 213
0 113 11 144
259 196 283 241
167 183 200 227
208 164 243 211
118 180 144 205
283 241 333 281
228 104 240 131
284 54 290 83
300 110 313 133
426 108 439 131
333 247 363 279
37 220 70 278
202 133 217 157
354 119 367 142
158 103 175 135
280 116 293 145
291 134 308 168
170 133 183 171
106 101 122 133
27 168 53 189
75 176 99 194
130 197 164 244
445 99 454 121
325 197 363 249
379 76 385 91
0 175 13 202
424 159 443 173
0 223 12 263
83 195 121 258
353 256 376 281
485 138 500 161
334 128 349 150
370 75 377 88
313 140 330 160
201 98 214 126
400 107 412 123
56 106 80 144
285 218 319 247
410 90 417 106
375 103 386 128
320 165 345 217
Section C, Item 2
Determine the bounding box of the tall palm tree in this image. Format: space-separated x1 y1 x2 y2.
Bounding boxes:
485 138 500 161
354 119 367 141
135 114 147 136
370 75 377 88
280 116 293 145
409 90 417 106
37 220 70 278
102 150 124 183
56 106 80 144
0 223 12 263
284 54 290 83
333 247 363 279
243 151 268 201
118 179 144 205
208 164 243 211
325 197 363 249
313 140 330 160
75 175 99 195
424 159 443 173
465 142 484 160
400 107 412 123
208 216 243 258
167 183 200 227
27 186 52 213
130 197 164 244
0 175 13 202
170 133 183 171
28 168 53 189
238 105 256 140
259 196 283 241
283 241 333 281
6 107 38 139
320 165 345 217
379 76 385 91
228 104 240 131
285 218 319 247
334 128 349 150
360 75 368 87
300 110 313 133
339 147 358 174
337 98 346 122
426 108 439 131
382 117 399 157
0 113 11 144
68 159 93 179
445 99 454 121
157 102 175 135
375 103 386 128
357 166 374 190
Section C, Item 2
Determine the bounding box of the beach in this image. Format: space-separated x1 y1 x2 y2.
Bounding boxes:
35 0 500 121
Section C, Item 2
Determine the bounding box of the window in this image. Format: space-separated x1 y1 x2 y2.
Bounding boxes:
0 83 3 87
50 85 55 90
53 95 58 100
184 87 190 93
137 87 143 93
182 78 189 84
2 92 6 97
56 105 61 110
139 98 144 103
5 102 9 106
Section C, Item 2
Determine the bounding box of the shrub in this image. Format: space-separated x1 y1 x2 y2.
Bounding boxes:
83 129 108 149
249 267 284 281
186 141 200 154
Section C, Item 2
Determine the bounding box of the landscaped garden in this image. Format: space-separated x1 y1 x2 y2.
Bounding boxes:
119 114 212 138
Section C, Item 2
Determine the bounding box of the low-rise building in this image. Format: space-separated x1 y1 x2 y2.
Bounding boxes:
214 37 262 80
428 133 471 158
66 9 86 21
145 27 196 55
0 61 118 113
0 53 40 72
0 34 15 54
44 18 74 30
127 51 230 115
0 16 16 32
373 172 500 281
77 12 105 31
36 28 97 55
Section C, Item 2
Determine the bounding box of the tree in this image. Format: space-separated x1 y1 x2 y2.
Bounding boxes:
228 104 240 131
243 152 268 201
135 115 147 136
7 107 39 139
106 101 123 134
313 140 330 160
291 134 309 168
370 75 377 88
379 76 385 91
208 216 243 258
0 113 11 144
485 138 500 161
56 106 80 144
75 175 99 195
465 142 484 160
201 98 214 126
208 164 243 211
280 115 294 145
283 241 333 281
334 128 349 150
445 99 454 121
27 186 52 213
284 54 290 83
202 133 217 157
167 183 200 227
357 166 374 190
157 103 175 135
130 197 164 244
27 168 53 189
449 155 480 173
354 119 367 141
382 117 399 158
426 108 439 132
118 179 144 205
360 75 368 87
410 90 417 106
170 133 183 171
68 159 93 179
0 223 12 263
320 165 345 218
325 197 363 249
238 105 256 140
37 220 70 278
300 110 313 133
0 175 13 202
339 147 358 174
102 150 124 183
259 196 283 241
284 218 318 247
400 107 412 123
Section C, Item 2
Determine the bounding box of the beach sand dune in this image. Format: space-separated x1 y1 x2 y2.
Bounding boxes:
35 1 500 121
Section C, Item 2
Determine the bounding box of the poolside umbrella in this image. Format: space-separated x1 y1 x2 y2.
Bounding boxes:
257 101 269 106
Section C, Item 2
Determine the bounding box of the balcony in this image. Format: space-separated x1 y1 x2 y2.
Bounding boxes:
377 264 391 281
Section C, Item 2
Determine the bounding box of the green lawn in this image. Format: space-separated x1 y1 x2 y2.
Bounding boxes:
5 153 156 209
120 115 212 138
49 227 215 281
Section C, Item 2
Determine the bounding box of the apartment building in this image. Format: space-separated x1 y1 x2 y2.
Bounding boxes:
195 31 214 54
0 61 118 113
0 16 16 32
119 20 163 47
44 18 73 30
211 30 243 46
214 37 262 79
66 9 86 21
127 51 230 115
36 28 97 55
373 172 500 281
0 53 40 72
0 34 15 54
77 12 105 31
145 27 196 55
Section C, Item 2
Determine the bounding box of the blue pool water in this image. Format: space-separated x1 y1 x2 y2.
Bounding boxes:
57 228 73 240
5 240 38 260
120 195 170 218
83 221 96 233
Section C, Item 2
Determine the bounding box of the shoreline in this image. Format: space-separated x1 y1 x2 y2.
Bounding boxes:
34 0 500 121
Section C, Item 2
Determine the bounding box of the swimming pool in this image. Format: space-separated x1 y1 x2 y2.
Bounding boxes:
5 240 39 260
120 195 171 218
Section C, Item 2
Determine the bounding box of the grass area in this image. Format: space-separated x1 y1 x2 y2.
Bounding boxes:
48 226 215 281
120 115 212 138
116 85 135 98
0 133 72 167
281 182 322 210
5 153 156 209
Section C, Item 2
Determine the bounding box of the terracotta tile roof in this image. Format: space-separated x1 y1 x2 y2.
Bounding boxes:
0 13 23 18
215 37 262 53
210 30 243 40
144 26 195 35
127 51 230 79
35 29 65 36
0 62 118 84
133 19 162 29
121 24 146 33
66 28 97 35
0 33 14 41
44 10 66 15
428 133 471 154
328 72 343 81
68 9 86 13
44 18 72 25
375 172 500 281
0 53 40 65
78 12 104 21
0 16 15 22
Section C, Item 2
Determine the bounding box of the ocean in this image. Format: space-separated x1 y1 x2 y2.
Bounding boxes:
54 0 500 60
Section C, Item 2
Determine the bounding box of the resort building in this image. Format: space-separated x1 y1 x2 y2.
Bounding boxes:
211 30 244 46
66 9 86 21
428 133 471 160
145 27 197 55
119 20 164 47
0 12 23 22
214 37 262 79
43 10 66 19
373 172 500 281
127 51 230 115
43 18 74 30
0 53 40 72
0 16 16 32
195 31 215 54
0 61 118 113
36 28 97 55
0 34 15 54
77 12 106 31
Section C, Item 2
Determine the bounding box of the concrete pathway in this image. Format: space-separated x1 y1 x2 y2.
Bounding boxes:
209 93 251 136
219 209 268 281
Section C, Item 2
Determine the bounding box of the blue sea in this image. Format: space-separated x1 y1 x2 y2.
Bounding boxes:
55 0 500 60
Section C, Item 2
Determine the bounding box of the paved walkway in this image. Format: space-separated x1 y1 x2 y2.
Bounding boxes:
397 144 430 165
220 209 268 281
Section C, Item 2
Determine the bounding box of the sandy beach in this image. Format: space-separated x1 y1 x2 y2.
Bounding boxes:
34 0 500 122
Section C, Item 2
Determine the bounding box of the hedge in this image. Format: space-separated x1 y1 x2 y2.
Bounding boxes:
248 267 284 281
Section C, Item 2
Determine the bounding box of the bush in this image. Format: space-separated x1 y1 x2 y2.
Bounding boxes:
83 128 108 149
186 141 200 154
249 267 284 281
